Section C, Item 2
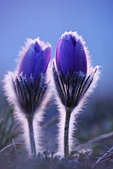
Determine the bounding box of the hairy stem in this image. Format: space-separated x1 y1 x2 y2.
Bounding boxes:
27 115 36 160
64 108 72 157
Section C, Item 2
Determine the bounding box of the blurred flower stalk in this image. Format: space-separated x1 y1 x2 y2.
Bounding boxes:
4 38 51 159
53 31 99 157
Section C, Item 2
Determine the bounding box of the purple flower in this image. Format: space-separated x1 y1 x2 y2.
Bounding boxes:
56 32 87 77
18 38 51 82
53 32 99 109
5 38 52 115
53 31 99 157
4 38 52 158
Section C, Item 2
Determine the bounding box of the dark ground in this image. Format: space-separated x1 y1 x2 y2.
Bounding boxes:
0 146 113 169
0 92 113 169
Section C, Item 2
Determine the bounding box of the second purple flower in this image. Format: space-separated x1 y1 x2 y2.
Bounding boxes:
53 31 99 157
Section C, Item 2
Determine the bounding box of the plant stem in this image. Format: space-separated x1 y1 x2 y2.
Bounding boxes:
27 115 36 160
64 108 72 157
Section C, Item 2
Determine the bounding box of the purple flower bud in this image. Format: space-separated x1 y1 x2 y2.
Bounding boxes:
53 31 99 109
4 38 52 158
56 32 87 77
18 38 51 81
53 32 99 157
4 38 52 115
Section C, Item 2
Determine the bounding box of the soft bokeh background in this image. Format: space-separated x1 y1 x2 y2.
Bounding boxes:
1 0 113 96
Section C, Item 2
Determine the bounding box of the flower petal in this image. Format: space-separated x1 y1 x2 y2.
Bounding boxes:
18 44 35 79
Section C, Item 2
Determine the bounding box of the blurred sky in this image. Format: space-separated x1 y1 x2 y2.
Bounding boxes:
0 0 113 97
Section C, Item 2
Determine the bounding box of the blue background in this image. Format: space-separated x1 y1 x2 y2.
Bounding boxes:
0 0 113 97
